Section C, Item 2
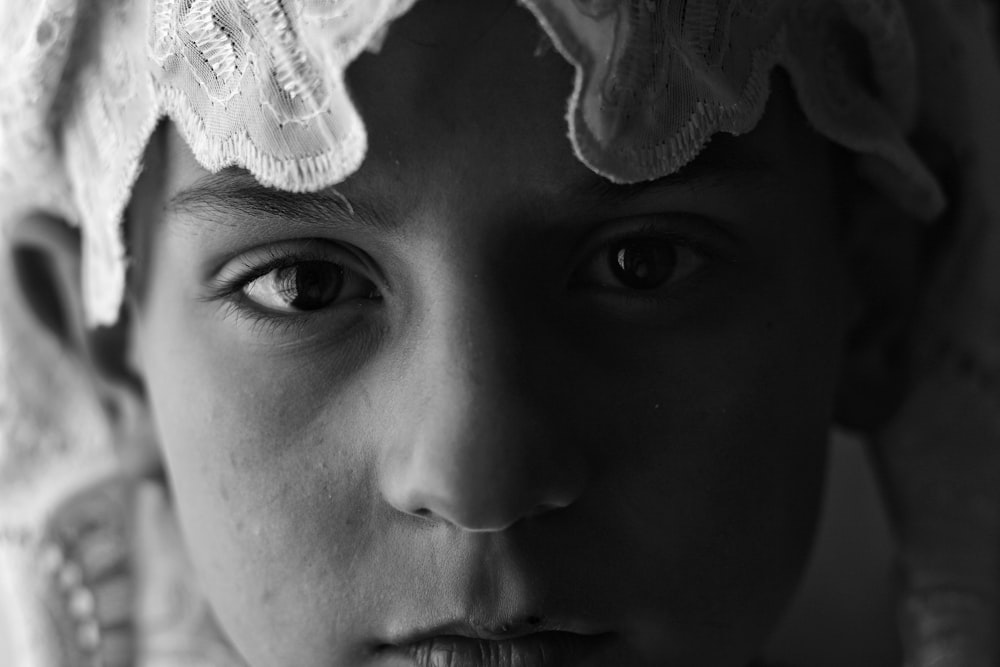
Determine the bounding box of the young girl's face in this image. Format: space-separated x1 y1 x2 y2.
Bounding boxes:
127 2 851 665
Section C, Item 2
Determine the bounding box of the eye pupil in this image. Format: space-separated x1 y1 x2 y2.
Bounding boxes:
610 240 676 289
276 261 344 310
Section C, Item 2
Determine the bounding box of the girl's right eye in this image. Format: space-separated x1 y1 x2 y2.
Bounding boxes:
242 260 378 313
210 241 384 324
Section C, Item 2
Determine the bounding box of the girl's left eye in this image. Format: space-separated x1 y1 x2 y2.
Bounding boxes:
242 260 377 313
574 233 708 295
607 238 679 290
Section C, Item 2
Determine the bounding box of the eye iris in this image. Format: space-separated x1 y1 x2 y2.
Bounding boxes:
275 261 344 310
610 240 676 289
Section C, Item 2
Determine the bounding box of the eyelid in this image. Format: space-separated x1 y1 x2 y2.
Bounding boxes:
207 239 383 298
569 214 738 280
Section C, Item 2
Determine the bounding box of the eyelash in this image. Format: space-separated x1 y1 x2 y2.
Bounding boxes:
215 298 315 339
208 243 328 296
599 221 718 256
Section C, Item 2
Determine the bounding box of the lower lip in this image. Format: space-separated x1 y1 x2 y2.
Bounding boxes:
389 631 614 667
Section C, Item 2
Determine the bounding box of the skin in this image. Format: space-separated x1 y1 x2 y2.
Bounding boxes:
122 1 854 665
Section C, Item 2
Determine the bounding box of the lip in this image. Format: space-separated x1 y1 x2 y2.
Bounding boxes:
382 629 614 667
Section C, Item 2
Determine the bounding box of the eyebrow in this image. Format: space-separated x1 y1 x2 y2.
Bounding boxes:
167 142 781 234
166 168 398 234
565 146 781 207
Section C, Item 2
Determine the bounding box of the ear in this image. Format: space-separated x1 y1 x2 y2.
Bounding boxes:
834 179 926 433
9 212 162 480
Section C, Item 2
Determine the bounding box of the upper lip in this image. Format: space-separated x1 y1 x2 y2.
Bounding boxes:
378 618 615 667
384 616 606 644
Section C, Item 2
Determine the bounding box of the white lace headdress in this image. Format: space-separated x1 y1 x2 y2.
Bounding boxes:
0 0 946 327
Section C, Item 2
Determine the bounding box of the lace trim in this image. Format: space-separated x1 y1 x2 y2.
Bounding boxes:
520 0 944 216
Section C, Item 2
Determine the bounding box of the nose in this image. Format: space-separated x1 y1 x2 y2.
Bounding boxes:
377 294 587 532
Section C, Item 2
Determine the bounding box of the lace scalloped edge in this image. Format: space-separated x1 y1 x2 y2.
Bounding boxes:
520 1 946 222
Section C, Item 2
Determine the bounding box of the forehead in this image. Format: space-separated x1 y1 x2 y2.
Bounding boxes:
343 0 583 202
158 0 827 234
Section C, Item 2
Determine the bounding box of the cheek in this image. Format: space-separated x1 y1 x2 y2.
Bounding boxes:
569 256 843 660
136 303 392 664
137 304 835 667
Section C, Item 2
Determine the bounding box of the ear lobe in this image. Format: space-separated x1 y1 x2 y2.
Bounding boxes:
9 212 161 478
833 182 925 433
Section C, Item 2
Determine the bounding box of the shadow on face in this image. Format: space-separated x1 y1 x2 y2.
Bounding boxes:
7 1 924 666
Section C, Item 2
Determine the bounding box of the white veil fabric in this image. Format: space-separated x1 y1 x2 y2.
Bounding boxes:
0 0 996 664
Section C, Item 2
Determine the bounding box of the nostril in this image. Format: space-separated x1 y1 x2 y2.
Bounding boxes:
412 508 433 519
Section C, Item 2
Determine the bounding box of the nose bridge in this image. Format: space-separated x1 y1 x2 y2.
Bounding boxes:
379 282 585 531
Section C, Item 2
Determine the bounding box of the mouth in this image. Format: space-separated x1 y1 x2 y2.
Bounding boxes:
379 623 615 667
